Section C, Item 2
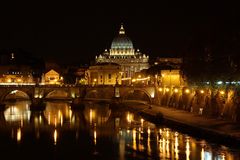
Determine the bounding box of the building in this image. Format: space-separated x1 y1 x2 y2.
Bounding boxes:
86 63 121 85
95 24 149 82
160 70 183 87
0 65 34 84
43 69 63 85
154 57 182 69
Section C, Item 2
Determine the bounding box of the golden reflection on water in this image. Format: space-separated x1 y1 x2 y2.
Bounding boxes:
17 128 21 142
44 102 71 127
147 127 151 155
53 129 57 145
4 101 31 124
132 128 137 150
186 136 190 160
174 132 179 160
94 127 97 145
201 147 205 160
1 102 239 159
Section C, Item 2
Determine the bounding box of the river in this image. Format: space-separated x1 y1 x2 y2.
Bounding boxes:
0 100 239 160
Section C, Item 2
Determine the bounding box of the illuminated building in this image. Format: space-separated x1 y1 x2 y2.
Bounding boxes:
0 66 34 84
86 63 121 85
44 69 63 85
95 24 149 81
160 70 183 87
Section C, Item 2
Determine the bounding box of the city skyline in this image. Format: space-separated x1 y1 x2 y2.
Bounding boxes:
0 2 239 65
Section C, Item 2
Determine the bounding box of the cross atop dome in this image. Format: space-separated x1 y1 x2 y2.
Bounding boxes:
119 24 125 35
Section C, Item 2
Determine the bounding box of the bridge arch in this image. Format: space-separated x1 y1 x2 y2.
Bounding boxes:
2 90 31 102
44 89 72 100
84 88 113 99
122 89 152 104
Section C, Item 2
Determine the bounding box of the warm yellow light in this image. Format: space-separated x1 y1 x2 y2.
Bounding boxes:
93 78 97 82
94 129 97 145
159 88 163 92
166 88 169 92
17 128 21 142
141 118 144 127
60 76 63 80
162 74 165 77
127 112 133 123
185 89 190 94
7 79 11 83
54 129 57 145
174 89 178 93
132 79 136 82
138 75 141 78
200 90 204 94
220 91 225 95
17 78 22 82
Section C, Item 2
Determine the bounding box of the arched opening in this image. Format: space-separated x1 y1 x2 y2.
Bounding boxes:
45 90 71 100
123 89 152 104
4 90 30 102
85 90 99 99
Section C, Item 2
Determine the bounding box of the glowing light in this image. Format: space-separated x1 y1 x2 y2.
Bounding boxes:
141 118 144 127
220 91 225 95
159 88 163 92
7 79 11 83
221 154 225 160
93 78 97 82
185 89 190 94
175 132 179 159
94 129 97 145
17 128 21 142
147 127 151 154
10 90 18 94
17 78 22 82
90 109 93 124
201 147 204 160
186 137 190 160
132 129 137 150
165 88 169 92
217 81 223 85
174 88 178 93
132 79 136 82
200 90 204 94
39 115 42 124
54 129 57 145
127 112 133 123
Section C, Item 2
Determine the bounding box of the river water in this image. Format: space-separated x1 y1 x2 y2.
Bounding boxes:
0 101 239 160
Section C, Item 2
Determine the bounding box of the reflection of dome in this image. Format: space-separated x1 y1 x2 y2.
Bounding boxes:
111 24 133 49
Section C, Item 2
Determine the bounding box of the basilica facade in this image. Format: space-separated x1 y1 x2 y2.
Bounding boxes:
95 24 149 81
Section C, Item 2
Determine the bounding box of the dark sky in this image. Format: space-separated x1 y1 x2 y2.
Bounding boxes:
0 1 239 65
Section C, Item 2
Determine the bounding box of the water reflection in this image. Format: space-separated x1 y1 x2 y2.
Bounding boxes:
0 100 239 159
4 101 31 124
44 102 71 127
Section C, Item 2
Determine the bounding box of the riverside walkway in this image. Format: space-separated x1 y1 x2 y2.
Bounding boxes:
126 103 240 147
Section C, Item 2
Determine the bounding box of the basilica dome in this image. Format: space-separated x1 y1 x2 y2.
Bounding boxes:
111 25 134 49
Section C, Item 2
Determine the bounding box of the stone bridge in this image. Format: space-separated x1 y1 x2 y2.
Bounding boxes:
0 85 157 104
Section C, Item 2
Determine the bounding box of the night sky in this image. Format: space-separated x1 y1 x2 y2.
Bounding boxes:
0 1 239 65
